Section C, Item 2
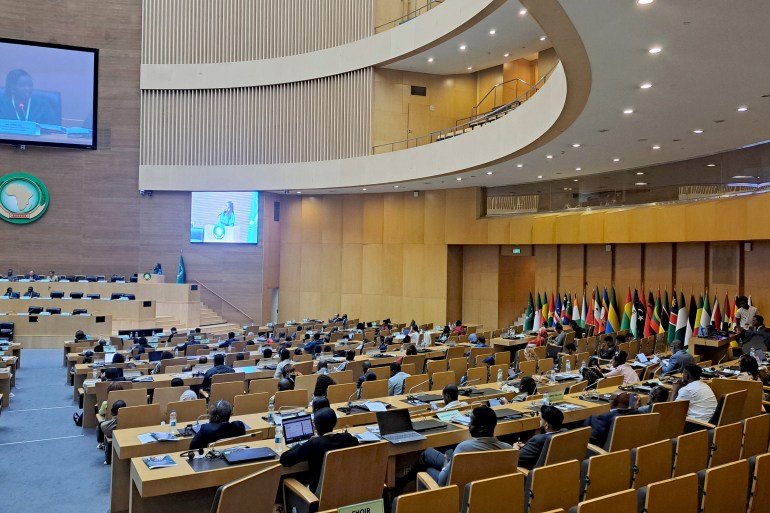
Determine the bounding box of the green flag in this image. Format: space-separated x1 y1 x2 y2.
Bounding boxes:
176 253 186 284
524 292 535 331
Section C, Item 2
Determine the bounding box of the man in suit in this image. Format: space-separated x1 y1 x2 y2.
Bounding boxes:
200 353 235 390
739 315 770 355
661 340 695 375
189 400 246 450
515 405 566 469
279 407 359 492
583 391 638 447
23 286 39 298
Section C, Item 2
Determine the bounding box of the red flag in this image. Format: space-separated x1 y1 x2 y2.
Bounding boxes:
585 289 596 329
644 291 654 337
712 295 722 330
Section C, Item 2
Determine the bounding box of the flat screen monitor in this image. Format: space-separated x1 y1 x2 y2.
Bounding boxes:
0 38 98 149
190 191 259 244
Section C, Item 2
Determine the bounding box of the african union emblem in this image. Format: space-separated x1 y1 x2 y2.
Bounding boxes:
0 172 49 224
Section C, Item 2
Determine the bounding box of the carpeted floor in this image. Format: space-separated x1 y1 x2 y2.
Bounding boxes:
0 349 110 513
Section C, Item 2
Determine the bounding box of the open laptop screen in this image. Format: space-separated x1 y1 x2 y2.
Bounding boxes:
282 414 315 444
376 409 413 436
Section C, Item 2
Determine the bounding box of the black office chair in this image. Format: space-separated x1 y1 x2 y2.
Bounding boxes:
45 307 61 315
50 291 65 299
87 294 101 300
69 292 84 299
86 276 98 282
110 275 125 282
74 275 86 282
124 294 136 300
0 322 14 340
28 306 43 315
64 275 76 282
110 293 123 300
72 309 88 315
129 274 138 283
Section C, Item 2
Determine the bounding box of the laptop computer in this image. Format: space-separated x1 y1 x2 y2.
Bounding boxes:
375 409 427 444
282 414 315 445
148 351 163 362
103 352 116 364
223 447 277 464
412 419 447 432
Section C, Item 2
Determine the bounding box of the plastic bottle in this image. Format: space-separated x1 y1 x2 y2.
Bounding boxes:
580 360 587 371
267 402 275 425
565 359 572 373
169 410 177 433
549 369 556 383
497 369 504 383
274 423 284 453
543 392 550 406
92 368 99 379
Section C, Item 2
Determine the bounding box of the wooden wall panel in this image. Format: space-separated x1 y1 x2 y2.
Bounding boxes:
534 245 558 294
744 241 770 314
614 244 642 296
446 245 463 323
709 242 740 301
585 245 612 292
499 255 535 328
462 245 499 330
142 0 374 64
645 243 673 293
675 243 706 296
558 245 584 295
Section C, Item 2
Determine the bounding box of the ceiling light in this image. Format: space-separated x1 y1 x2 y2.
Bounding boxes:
572 143 581 148
362 188 367 191
537 175 543 179
635 182 648 186
573 179 579 182
737 106 748 112
540 36 547 41
456 177 463 181
623 108 634 114
427 57 434 63
648 47 662 54
693 129 704 134
636 172 645 175
394 185 399 188
459 44 467 51
519 8 527 15
732 175 753 179
637 0 654 4
546 155 553 159
504 53 510 57
576 167 582 171
489 29 496 35
613 158 621 162
640 83 652 89
652 145 661 150
297 191 302 194
467 66 473 70
486 171 493 175
516 163 523 168
706 163 716 167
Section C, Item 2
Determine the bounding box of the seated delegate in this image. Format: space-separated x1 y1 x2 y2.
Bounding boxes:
672 364 717 422
200 353 235 390
189 400 245 450
515 405 566 470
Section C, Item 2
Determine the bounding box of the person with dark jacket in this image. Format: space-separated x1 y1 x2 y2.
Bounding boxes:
279 407 358 491
583 391 638 447
189 400 245 450
515 405 566 469
200 353 235 390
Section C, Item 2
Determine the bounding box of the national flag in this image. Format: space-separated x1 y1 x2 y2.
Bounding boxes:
606 288 620 334
630 291 639 339
524 292 535 331
675 292 688 344
733 296 740 329
632 289 645 339
661 290 670 334
555 294 562 325
685 294 697 344
699 294 712 332
650 292 662 334
580 293 588 328
585 290 596 329
533 292 543 331
548 293 556 327
592 286 601 330
712 295 722 331
564 293 573 323
694 296 704 332
571 295 580 326
621 288 633 331
667 292 678 343
600 288 610 333
541 292 548 328
176 252 186 284
644 291 654 337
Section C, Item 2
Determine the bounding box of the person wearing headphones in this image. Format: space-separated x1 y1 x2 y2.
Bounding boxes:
189 400 245 450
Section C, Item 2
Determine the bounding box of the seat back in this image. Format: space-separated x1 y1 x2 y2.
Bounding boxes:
210 464 282 513
488 364 508 383
631 439 673 488
211 372 245 385
332 370 355 384
466 366 487 384
749 453 770 513
576 489 636 513
643 473 699 513
248 378 279 395
208 429 270 447
316 442 388 510
701 459 749 513
540 427 591 468
529 459 580 513
106 389 148 419
566 380 587 394
426 359 446 376
518 360 536 377
167 399 207 423
403 375 430 394
606 413 660 452
463 473 524 513
361 379 389 399
327 383 357 404
274 390 308 409
673 430 710 476
494 352 511 366
293 361 314 375
402 354 427 374
116 403 162 429
709 422 743 467
400 363 416 376
446 346 467 361
582 450 631 500
449 358 468 385
651 400 689 440
432 371 455 391
713 389 748 426
233 393 269 415
209 381 246 405
709 378 763 420
447 449 519 508
741 414 770 459
394 485 459 513
537 358 554 374
151 387 187 418
596 375 624 389
294 374 319 401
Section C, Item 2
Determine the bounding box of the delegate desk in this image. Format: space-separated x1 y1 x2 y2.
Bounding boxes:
0 342 21 368
0 367 10 407
689 334 738 365
1 313 112 348
0 297 156 332
125 391 607 513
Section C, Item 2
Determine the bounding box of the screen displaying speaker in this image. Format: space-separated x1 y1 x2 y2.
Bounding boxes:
190 191 259 244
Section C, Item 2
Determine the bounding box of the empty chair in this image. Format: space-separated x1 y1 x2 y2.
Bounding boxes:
528 460 581 513
210 464 282 513
326 383 358 404
87 293 101 299
580 450 631 500
69 292 83 299
211 372 245 385
640 473 699 513
432 371 455 391
466 366 487 385
448 358 468 385
249 378 279 395
50 291 64 299
651 400 689 440
151 387 187 417
596 375 624 389
273 389 308 409
700 459 749 513
72 309 88 315
673 430 710 477
573 489 636 513
403 375 431 395
630 439 673 488
116 403 162 429
360 379 389 399
27 306 43 315
537 358 554 374
427 359 447 376
488 364 508 383
566 381 588 394
232 392 269 415
393 485 459 513
518 360 537 377
369 366 390 380
749 453 770 513
45 307 61 314
166 399 207 423
708 422 742 467
463 473 524 513
741 414 770 459
590 413 660 453
295 374 319 401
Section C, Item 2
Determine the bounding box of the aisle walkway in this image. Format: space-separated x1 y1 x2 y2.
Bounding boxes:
0 349 110 513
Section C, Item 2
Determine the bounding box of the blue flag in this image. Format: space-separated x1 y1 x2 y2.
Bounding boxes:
177 253 186 284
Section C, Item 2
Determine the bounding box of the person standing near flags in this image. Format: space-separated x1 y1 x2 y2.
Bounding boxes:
735 296 758 330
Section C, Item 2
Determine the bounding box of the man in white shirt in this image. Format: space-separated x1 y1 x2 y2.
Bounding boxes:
387 362 410 396
600 350 640 384
274 348 292 379
735 296 759 330
431 384 468 411
673 364 718 422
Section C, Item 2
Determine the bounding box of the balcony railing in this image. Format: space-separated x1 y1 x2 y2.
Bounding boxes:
375 0 445 33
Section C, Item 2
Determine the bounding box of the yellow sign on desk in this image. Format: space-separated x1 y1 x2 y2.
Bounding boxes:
338 499 384 513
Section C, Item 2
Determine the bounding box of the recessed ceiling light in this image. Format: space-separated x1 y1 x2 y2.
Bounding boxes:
486 171 493 175
519 8 527 15
706 163 716 167
467 66 473 70
427 57 434 63
489 29 496 35
635 182 648 186
636 172 645 175
637 0 654 4
516 163 523 168
648 47 662 54
459 44 467 51
504 53 510 57
640 83 652 89
737 106 748 112
362 188 367 191
613 158 621 162
297 191 302 194
546 155 553 159
572 143 581 148
576 167 582 171
537 175 543 179
394 185 399 188
732 175 753 179
456 177 463 181
573 179 579 182
623 108 634 114
693 129 704 134
652 145 661 150
540 36 547 41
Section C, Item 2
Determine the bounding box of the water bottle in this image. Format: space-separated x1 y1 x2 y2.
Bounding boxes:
274 424 284 453
543 392 550 406
169 410 177 433
549 369 556 383
565 359 571 373
92 368 99 379
580 360 587 371
497 369 504 383
267 402 275 425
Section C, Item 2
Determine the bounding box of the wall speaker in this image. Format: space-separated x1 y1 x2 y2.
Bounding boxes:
274 201 280 222
744 242 752 252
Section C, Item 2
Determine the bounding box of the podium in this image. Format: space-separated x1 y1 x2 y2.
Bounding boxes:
204 224 241 242
140 273 165 283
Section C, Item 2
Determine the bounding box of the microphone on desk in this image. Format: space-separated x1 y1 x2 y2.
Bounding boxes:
459 378 482 395
406 379 431 399
347 389 361 407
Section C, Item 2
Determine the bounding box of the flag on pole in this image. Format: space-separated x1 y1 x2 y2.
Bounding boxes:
632 289 645 339
712 295 721 330
548 293 556 327
699 294 712 332
685 294 697 344
176 252 186 284
675 292 688 344
606 288 620 334
586 290 596 330
524 292 535 331
534 292 543 331
541 292 549 329
593 286 601 331
630 290 639 339
661 290 670 334
644 291 654 337
555 294 562 325
694 296 704 332
650 292 662 334
580 293 588 328
667 292 678 343
621 288 633 331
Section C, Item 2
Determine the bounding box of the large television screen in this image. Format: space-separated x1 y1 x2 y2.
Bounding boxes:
0 38 98 149
190 192 260 244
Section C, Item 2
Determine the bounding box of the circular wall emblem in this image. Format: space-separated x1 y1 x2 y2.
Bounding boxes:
143 273 152 281
0 173 49 224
